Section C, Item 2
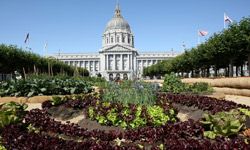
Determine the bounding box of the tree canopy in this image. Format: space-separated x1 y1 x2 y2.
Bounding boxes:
0 44 89 77
143 17 250 78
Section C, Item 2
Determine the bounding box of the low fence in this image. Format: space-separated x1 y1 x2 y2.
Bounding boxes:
0 73 13 81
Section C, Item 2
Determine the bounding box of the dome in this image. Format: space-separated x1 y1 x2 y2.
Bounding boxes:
104 4 131 33
105 17 131 32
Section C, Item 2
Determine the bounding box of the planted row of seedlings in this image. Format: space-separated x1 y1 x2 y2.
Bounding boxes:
0 77 93 97
1 93 250 149
2 108 250 149
157 93 250 114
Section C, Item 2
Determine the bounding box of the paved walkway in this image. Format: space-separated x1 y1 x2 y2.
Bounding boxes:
225 95 250 106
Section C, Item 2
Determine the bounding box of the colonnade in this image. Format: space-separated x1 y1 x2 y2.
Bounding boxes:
104 53 134 71
65 60 99 72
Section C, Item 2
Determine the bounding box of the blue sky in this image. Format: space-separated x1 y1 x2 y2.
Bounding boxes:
0 0 249 56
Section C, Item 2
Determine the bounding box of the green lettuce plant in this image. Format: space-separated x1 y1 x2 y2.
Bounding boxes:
0 102 27 129
201 109 246 139
238 108 250 117
147 105 170 126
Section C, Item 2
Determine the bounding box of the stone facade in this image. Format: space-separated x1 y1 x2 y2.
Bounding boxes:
54 4 178 80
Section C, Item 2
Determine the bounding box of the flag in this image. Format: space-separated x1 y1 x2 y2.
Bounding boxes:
198 30 208 36
24 33 29 44
224 13 233 23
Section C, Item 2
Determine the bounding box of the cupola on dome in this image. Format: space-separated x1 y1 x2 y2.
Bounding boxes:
104 4 131 33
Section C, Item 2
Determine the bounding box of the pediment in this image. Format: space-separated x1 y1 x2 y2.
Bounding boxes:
101 44 137 52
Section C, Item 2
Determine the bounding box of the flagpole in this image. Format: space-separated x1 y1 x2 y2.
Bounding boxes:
44 42 48 58
224 13 226 29
197 30 200 45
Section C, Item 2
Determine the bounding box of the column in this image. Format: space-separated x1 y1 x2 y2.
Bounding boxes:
141 60 143 74
129 54 131 70
104 55 107 70
89 61 91 71
121 54 124 70
132 54 134 70
107 54 109 70
108 54 110 70
114 54 117 70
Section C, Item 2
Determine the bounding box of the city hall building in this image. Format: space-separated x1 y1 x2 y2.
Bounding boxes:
55 4 178 80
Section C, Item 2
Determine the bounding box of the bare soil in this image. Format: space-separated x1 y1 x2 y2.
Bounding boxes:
174 103 205 122
47 105 124 133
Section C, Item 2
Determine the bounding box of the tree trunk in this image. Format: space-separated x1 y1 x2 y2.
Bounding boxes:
241 65 244 77
214 67 218 77
248 54 250 76
195 70 199 78
229 59 234 77
206 68 210 77
236 66 238 77
225 67 228 77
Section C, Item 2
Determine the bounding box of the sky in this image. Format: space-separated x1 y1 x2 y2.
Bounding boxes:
0 0 249 56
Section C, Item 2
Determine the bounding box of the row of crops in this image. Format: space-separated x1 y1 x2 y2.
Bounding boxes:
1 92 250 149
143 17 250 78
0 76 93 97
0 44 89 76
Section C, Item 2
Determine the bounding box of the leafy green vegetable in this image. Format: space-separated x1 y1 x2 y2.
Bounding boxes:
0 102 27 129
162 73 213 94
238 108 250 117
51 96 66 106
87 101 177 129
0 145 7 150
147 105 170 126
201 109 246 139
101 81 158 105
162 73 187 93
0 77 93 97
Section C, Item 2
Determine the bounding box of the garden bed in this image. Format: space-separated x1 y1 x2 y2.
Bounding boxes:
1 80 250 149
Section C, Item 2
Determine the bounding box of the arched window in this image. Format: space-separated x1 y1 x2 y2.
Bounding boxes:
109 73 113 81
115 73 120 81
117 36 120 43
128 37 130 44
106 38 109 43
123 73 128 80
111 37 114 43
